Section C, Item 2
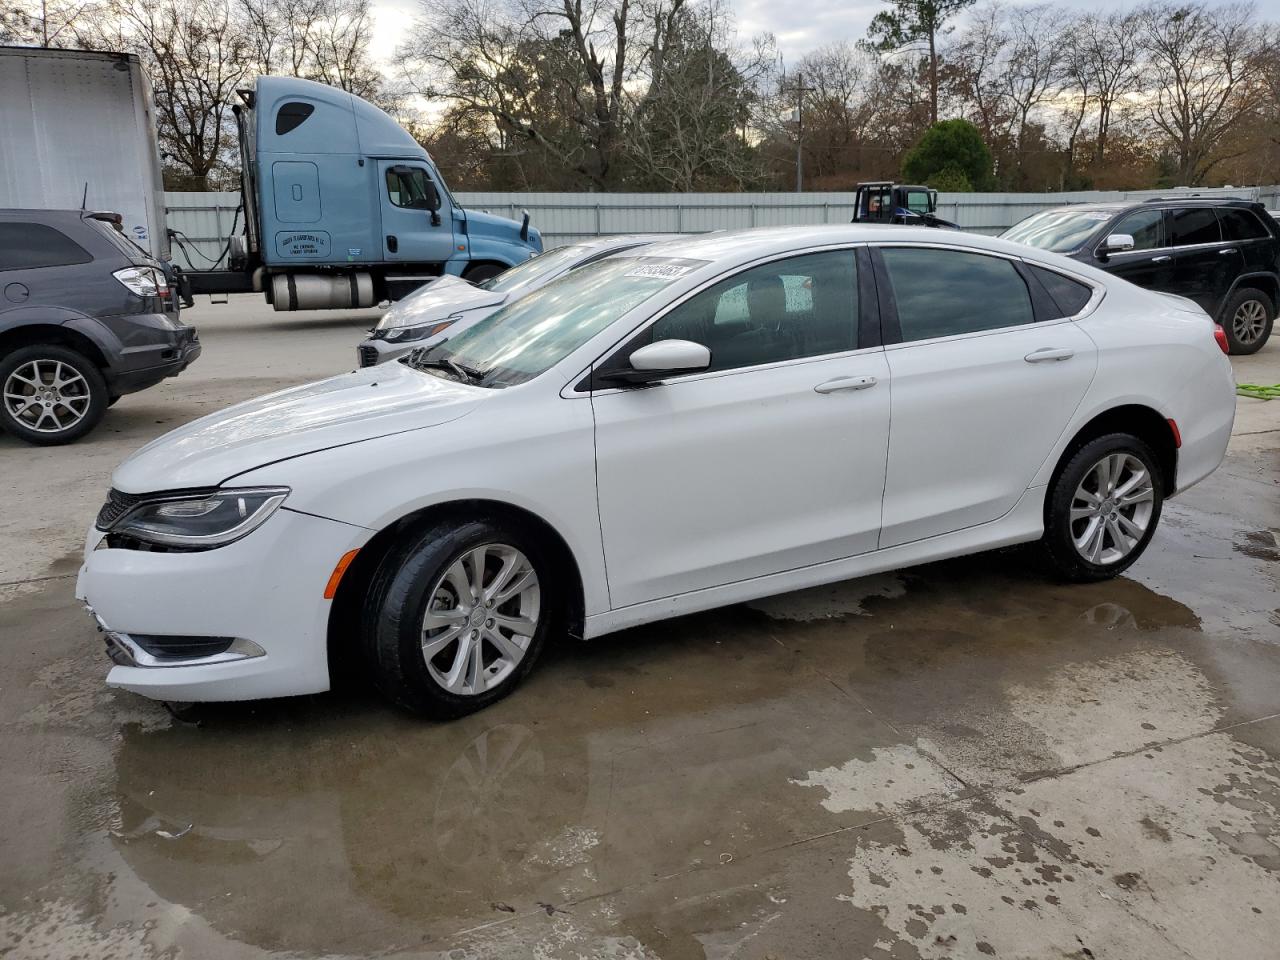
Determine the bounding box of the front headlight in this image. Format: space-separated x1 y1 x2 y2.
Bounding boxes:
107 487 289 549
378 319 457 343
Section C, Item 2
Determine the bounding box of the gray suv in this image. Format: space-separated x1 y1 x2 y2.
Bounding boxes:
0 209 200 444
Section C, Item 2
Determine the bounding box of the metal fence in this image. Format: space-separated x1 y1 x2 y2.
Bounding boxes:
165 185 1280 270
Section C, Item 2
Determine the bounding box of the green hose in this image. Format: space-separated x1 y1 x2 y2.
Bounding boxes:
1237 383 1280 400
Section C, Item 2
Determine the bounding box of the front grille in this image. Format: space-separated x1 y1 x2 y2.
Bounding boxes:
96 488 142 529
358 344 379 367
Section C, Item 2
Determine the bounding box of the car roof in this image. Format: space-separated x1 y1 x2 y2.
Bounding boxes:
630 224 1046 265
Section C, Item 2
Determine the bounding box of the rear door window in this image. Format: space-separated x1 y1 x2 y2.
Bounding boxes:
881 247 1034 342
1170 207 1222 247
0 222 93 271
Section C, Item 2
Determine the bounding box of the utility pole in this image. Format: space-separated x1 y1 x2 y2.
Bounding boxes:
784 71 815 193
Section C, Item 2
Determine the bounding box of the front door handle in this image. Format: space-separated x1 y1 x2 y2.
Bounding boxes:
814 375 878 394
386 235 398 253
1025 347 1075 363
1150 255 1172 263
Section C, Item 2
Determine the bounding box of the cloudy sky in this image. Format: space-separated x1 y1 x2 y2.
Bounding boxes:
366 0 1250 72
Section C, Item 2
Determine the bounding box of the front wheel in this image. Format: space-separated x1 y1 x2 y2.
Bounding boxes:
1040 434 1164 582
462 263 505 285
362 518 554 718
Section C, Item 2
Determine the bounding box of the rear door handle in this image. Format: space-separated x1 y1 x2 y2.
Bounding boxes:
814 375 878 394
1219 248 1238 255
1150 255 1171 263
1025 347 1074 363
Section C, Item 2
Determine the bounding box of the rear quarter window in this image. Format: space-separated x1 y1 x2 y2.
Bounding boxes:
1219 208 1271 242
0 222 93 271
1029 265 1094 317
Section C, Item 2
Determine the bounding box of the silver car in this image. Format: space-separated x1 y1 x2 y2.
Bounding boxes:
357 234 680 367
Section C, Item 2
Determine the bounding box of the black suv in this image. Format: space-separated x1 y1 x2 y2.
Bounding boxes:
1002 198 1279 354
0 209 200 444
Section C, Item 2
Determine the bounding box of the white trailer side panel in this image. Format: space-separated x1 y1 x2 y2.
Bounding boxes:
0 48 169 258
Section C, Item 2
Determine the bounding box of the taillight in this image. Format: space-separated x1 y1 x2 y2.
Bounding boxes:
1213 324 1229 355
112 266 166 298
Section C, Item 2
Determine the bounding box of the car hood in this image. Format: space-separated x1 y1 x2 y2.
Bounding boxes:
112 363 484 492
379 275 507 330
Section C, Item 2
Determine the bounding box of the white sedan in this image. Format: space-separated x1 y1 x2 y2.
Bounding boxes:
357 234 680 368
77 226 1235 717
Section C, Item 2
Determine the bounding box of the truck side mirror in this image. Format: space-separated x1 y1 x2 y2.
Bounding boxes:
424 180 442 212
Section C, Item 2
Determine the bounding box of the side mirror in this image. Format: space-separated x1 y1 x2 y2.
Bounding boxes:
598 339 711 387
423 180 442 212
1100 233 1134 256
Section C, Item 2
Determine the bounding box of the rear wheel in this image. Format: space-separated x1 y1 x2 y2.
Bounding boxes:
362 518 553 718
1221 287 1274 355
0 345 107 445
1041 433 1164 582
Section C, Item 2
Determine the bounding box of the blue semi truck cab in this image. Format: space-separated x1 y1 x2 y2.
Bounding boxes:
190 76 542 310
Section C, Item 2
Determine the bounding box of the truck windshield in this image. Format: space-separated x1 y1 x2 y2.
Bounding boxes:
477 243 591 297
410 256 707 389
1002 209 1119 253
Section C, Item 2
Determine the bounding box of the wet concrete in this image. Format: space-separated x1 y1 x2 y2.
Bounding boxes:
1 299 1278 958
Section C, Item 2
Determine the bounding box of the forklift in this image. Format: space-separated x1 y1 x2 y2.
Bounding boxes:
851 182 958 228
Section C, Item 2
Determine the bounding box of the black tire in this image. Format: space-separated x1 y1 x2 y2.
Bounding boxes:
0 344 108 445
361 517 555 718
462 262 505 284
1040 433 1165 583
1220 287 1274 355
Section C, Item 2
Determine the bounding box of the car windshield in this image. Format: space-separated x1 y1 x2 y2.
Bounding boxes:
410 256 707 388
1002 209 1118 253
477 244 594 297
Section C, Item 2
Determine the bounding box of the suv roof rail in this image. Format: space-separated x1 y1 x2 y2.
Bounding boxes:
1139 195 1247 204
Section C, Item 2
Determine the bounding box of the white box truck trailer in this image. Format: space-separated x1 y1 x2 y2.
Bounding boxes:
0 47 170 260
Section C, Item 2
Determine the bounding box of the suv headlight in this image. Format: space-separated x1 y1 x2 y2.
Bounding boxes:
105 488 289 549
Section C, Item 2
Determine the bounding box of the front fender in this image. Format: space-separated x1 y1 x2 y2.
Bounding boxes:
229 386 609 617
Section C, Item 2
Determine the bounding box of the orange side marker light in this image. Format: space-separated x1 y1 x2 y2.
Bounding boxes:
324 549 360 599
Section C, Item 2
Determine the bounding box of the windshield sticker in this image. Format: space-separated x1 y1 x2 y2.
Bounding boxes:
626 263 695 280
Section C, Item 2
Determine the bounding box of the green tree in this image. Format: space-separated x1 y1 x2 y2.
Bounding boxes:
924 164 972 191
902 119 992 189
866 0 976 125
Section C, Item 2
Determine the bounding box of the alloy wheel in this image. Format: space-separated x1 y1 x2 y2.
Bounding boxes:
3 359 92 434
1070 453 1156 565
1232 299 1268 346
420 543 540 695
